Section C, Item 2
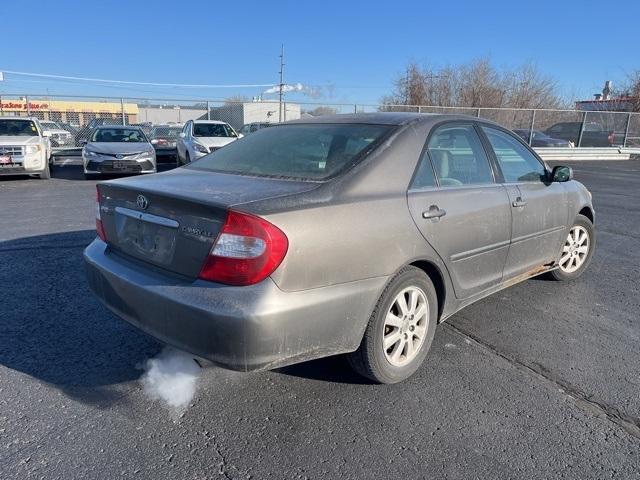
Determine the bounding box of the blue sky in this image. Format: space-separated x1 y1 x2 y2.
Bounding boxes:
1 0 638 106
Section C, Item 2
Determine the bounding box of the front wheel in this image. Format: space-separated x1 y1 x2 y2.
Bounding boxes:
347 266 438 384
39 163 51 179
550 214 595 281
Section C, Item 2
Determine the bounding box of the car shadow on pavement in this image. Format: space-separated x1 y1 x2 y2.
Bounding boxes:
275 355 374 385
0 230 161 407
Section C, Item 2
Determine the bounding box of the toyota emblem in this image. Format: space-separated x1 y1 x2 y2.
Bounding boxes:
116 154 124 159
136 194 149 210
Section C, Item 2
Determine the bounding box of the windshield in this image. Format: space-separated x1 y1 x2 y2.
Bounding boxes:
151 127 182 138
0 119 39 137
40 121 61 130
193 123 236 137
189 123 393 180
91 128 147 143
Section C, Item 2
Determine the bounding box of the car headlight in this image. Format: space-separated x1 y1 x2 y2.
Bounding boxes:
25 145 42 154
139 150 154 158
193 143 208 154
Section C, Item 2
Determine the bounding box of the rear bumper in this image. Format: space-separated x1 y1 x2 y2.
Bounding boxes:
84 239 386 371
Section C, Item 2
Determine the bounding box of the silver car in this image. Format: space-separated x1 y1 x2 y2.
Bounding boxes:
84 113 595 383
83 125 156 179
176 120 240 165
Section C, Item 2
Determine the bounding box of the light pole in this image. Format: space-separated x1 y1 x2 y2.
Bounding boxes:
278 45 285 123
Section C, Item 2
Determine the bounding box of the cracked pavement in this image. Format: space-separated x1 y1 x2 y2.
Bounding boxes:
1 161 639 479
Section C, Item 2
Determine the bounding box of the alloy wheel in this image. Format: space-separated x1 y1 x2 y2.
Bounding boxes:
559 225 590 273
382 287 429 367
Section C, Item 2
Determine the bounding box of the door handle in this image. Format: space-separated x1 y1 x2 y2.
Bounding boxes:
512 197 527 208
422 205 447 220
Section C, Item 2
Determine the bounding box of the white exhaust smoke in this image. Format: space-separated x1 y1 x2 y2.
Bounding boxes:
140 347 202 415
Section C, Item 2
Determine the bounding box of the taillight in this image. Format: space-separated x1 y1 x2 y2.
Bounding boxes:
199 210 288 286
95 186 107 242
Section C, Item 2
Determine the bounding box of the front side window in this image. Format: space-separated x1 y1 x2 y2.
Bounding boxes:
481 126 546 183
427 124 494 186
91 128 147 143
189 123 393 180
0 119 39 137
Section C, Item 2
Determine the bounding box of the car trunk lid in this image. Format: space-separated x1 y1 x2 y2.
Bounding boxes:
97 168 318 278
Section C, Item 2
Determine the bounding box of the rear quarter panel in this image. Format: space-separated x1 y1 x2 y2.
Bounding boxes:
255 121 453 302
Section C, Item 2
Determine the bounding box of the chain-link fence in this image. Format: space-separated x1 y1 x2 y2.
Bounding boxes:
1 94 639 151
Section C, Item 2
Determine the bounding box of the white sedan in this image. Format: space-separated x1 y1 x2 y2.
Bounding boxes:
176 120 240 164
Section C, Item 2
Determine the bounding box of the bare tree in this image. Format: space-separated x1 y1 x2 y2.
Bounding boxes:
624 71 640 112
224 95 250 105
304 106 339 117
381 58 565 110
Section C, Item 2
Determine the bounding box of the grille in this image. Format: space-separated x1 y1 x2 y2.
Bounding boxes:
100 152 145 159
0 146 24 156
87 159 153 173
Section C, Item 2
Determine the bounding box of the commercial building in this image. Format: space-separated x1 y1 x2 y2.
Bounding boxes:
0 98 139 125
208 101 300 129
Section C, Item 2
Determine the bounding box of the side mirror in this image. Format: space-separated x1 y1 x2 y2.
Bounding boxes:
179 132 186 138
551 165 573 182
79 139 88 146
237 133 244 138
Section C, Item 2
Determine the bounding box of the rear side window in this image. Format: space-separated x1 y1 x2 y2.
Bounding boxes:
481 126 546 182
427 124 494 186
189 124 393 180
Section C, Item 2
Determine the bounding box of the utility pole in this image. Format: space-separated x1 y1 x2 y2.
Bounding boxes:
278 45 285 123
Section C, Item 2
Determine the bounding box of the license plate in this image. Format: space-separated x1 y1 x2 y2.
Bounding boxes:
113 160 127 169
0 155 11 164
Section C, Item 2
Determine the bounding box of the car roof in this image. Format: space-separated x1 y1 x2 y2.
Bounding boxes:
95 125 142 130
285 112 489 126
193 120 228 125
0 116 40 122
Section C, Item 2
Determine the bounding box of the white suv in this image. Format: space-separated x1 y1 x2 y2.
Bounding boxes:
0 117 52 179
176 120 240 164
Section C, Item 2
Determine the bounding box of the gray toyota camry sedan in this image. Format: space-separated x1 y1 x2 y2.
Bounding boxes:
84 113 595 383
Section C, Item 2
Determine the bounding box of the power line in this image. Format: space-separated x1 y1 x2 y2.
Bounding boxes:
0 69 275 89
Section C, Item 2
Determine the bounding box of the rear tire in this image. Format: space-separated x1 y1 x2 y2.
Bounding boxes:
347 266 438 384
550 214 595 281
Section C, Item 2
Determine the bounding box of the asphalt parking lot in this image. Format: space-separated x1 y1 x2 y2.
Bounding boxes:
1 161 639 479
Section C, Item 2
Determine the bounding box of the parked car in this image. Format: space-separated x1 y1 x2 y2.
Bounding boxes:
544 122 615 147
39 120 75 148
149 125 183 163
512 129 573 147
0 117 52 179
77 118 124 145
85 113 595 384
82 125 156 178
238 122 274 136
176 120 240 164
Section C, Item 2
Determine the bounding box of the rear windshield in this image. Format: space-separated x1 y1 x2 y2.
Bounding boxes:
91 128 147 143
193 123 236 137
151 127 182 138
0 119 39 137
188 123 393 180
